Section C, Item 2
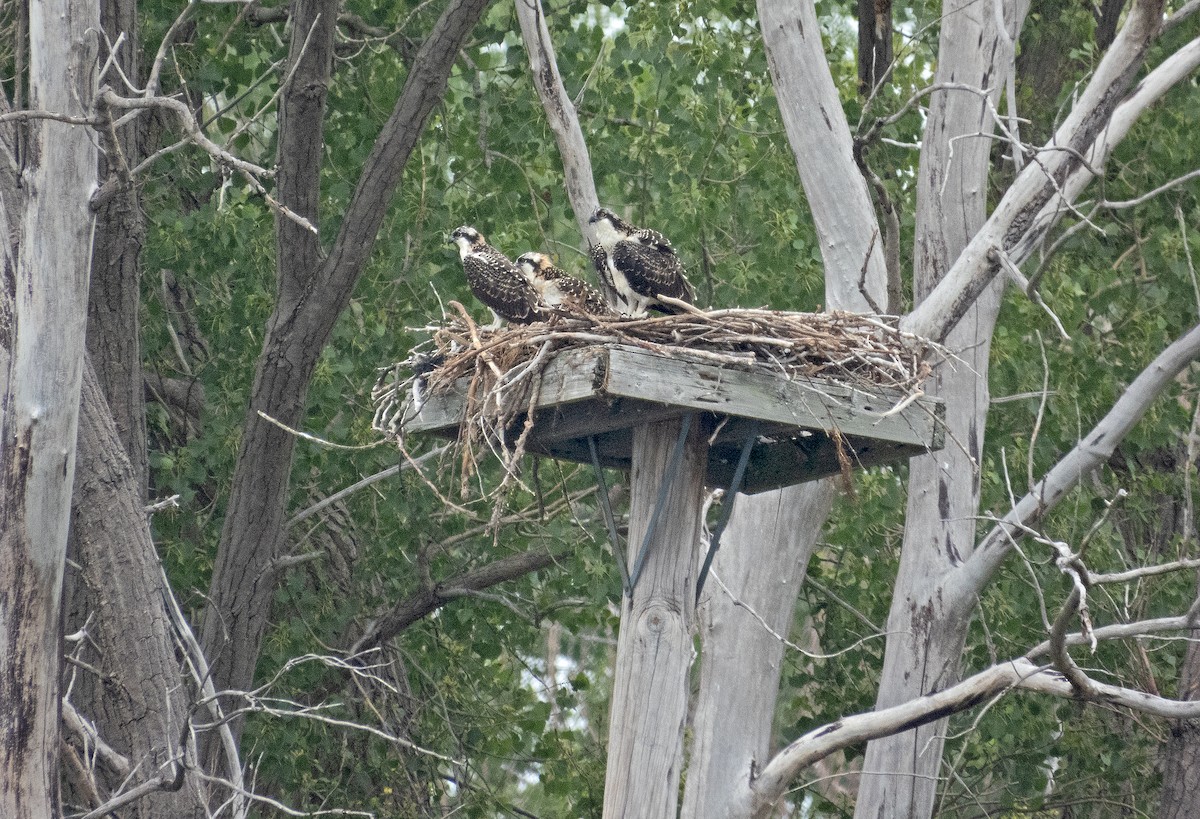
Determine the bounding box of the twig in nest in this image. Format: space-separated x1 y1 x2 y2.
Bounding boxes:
371 307 937 505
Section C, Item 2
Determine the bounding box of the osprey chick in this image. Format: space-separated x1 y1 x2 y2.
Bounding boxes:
588 208 694 316
450 226 543 327
515 252 611 316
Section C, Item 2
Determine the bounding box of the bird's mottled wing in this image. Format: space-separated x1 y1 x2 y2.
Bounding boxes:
558 275 611 315
632 227 673 252
589 242 627 311
463 252 541 324
611 240 694 303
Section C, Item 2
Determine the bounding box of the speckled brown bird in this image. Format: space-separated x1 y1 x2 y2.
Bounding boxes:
450 226 543 327
588 207 694 316
515 252 611 317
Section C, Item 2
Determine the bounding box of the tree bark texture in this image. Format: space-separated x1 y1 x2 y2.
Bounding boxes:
1159 628 1200 819
757 0 888 312
681 485 834 818
65 361 206 817
88 0 147 495
855 1 1025 815
201 0 493 745
514 0 600 242
857 0 893 95
0 0 98 814
602 417 708 819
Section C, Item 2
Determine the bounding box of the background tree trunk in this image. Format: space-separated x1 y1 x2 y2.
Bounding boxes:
88 0 147 495
678 2 890 812
855 1 1026 815
63 362 206 817
0 0 98 813
200 0 339 742
1159 630 1200 819
199 3 493 746
682 485 834 818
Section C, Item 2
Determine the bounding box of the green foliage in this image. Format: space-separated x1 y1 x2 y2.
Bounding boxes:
115 0 1200 812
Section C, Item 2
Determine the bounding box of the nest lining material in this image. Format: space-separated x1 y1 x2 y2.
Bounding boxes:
371 303 935 451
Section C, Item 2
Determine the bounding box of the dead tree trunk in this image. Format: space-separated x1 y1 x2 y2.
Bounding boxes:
0 0 98 814
677 2 889 812
682 485 834 817
854 0 1022 811
1160 630 1200 819
602 416 708 818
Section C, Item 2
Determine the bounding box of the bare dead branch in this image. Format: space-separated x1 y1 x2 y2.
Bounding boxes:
959 320 1200 596
904 0 1174 341
62 700 132 780
94 88 322 237
746 648 1200 815
515 0 599 239
351 543 570 652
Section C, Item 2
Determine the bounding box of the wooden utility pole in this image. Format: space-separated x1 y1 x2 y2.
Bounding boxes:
602 415 709 818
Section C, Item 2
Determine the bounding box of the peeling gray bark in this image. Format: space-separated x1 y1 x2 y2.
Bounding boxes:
0 0 98 813
855 0 1024 813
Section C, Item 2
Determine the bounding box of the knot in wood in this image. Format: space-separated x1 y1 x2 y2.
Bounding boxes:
636 599 684 639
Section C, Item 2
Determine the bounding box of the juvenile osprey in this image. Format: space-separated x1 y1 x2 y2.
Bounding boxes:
450 226 543 327
588 207 694 316
515 252 610 316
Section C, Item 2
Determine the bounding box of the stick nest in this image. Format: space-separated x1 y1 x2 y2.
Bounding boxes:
372 303 935 458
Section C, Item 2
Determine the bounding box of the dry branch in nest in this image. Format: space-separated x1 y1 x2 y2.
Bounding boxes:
371 303 936 498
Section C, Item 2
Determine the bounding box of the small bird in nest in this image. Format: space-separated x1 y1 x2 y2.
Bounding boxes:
588 207 694 316
450 226 544 327
515 252 611 317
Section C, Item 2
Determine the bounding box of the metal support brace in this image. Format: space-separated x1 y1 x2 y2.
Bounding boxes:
588 435 631 596
694 422 759 604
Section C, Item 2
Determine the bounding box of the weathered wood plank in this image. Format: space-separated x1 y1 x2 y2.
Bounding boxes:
403 345 608 433
600 346 939 449
401 344 943 490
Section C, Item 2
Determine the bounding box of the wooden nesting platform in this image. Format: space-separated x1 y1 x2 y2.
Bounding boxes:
403 344 944 493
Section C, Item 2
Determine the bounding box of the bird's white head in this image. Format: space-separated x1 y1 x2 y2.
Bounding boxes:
450 225 484 258
588 207 626 249
514 252 548 282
